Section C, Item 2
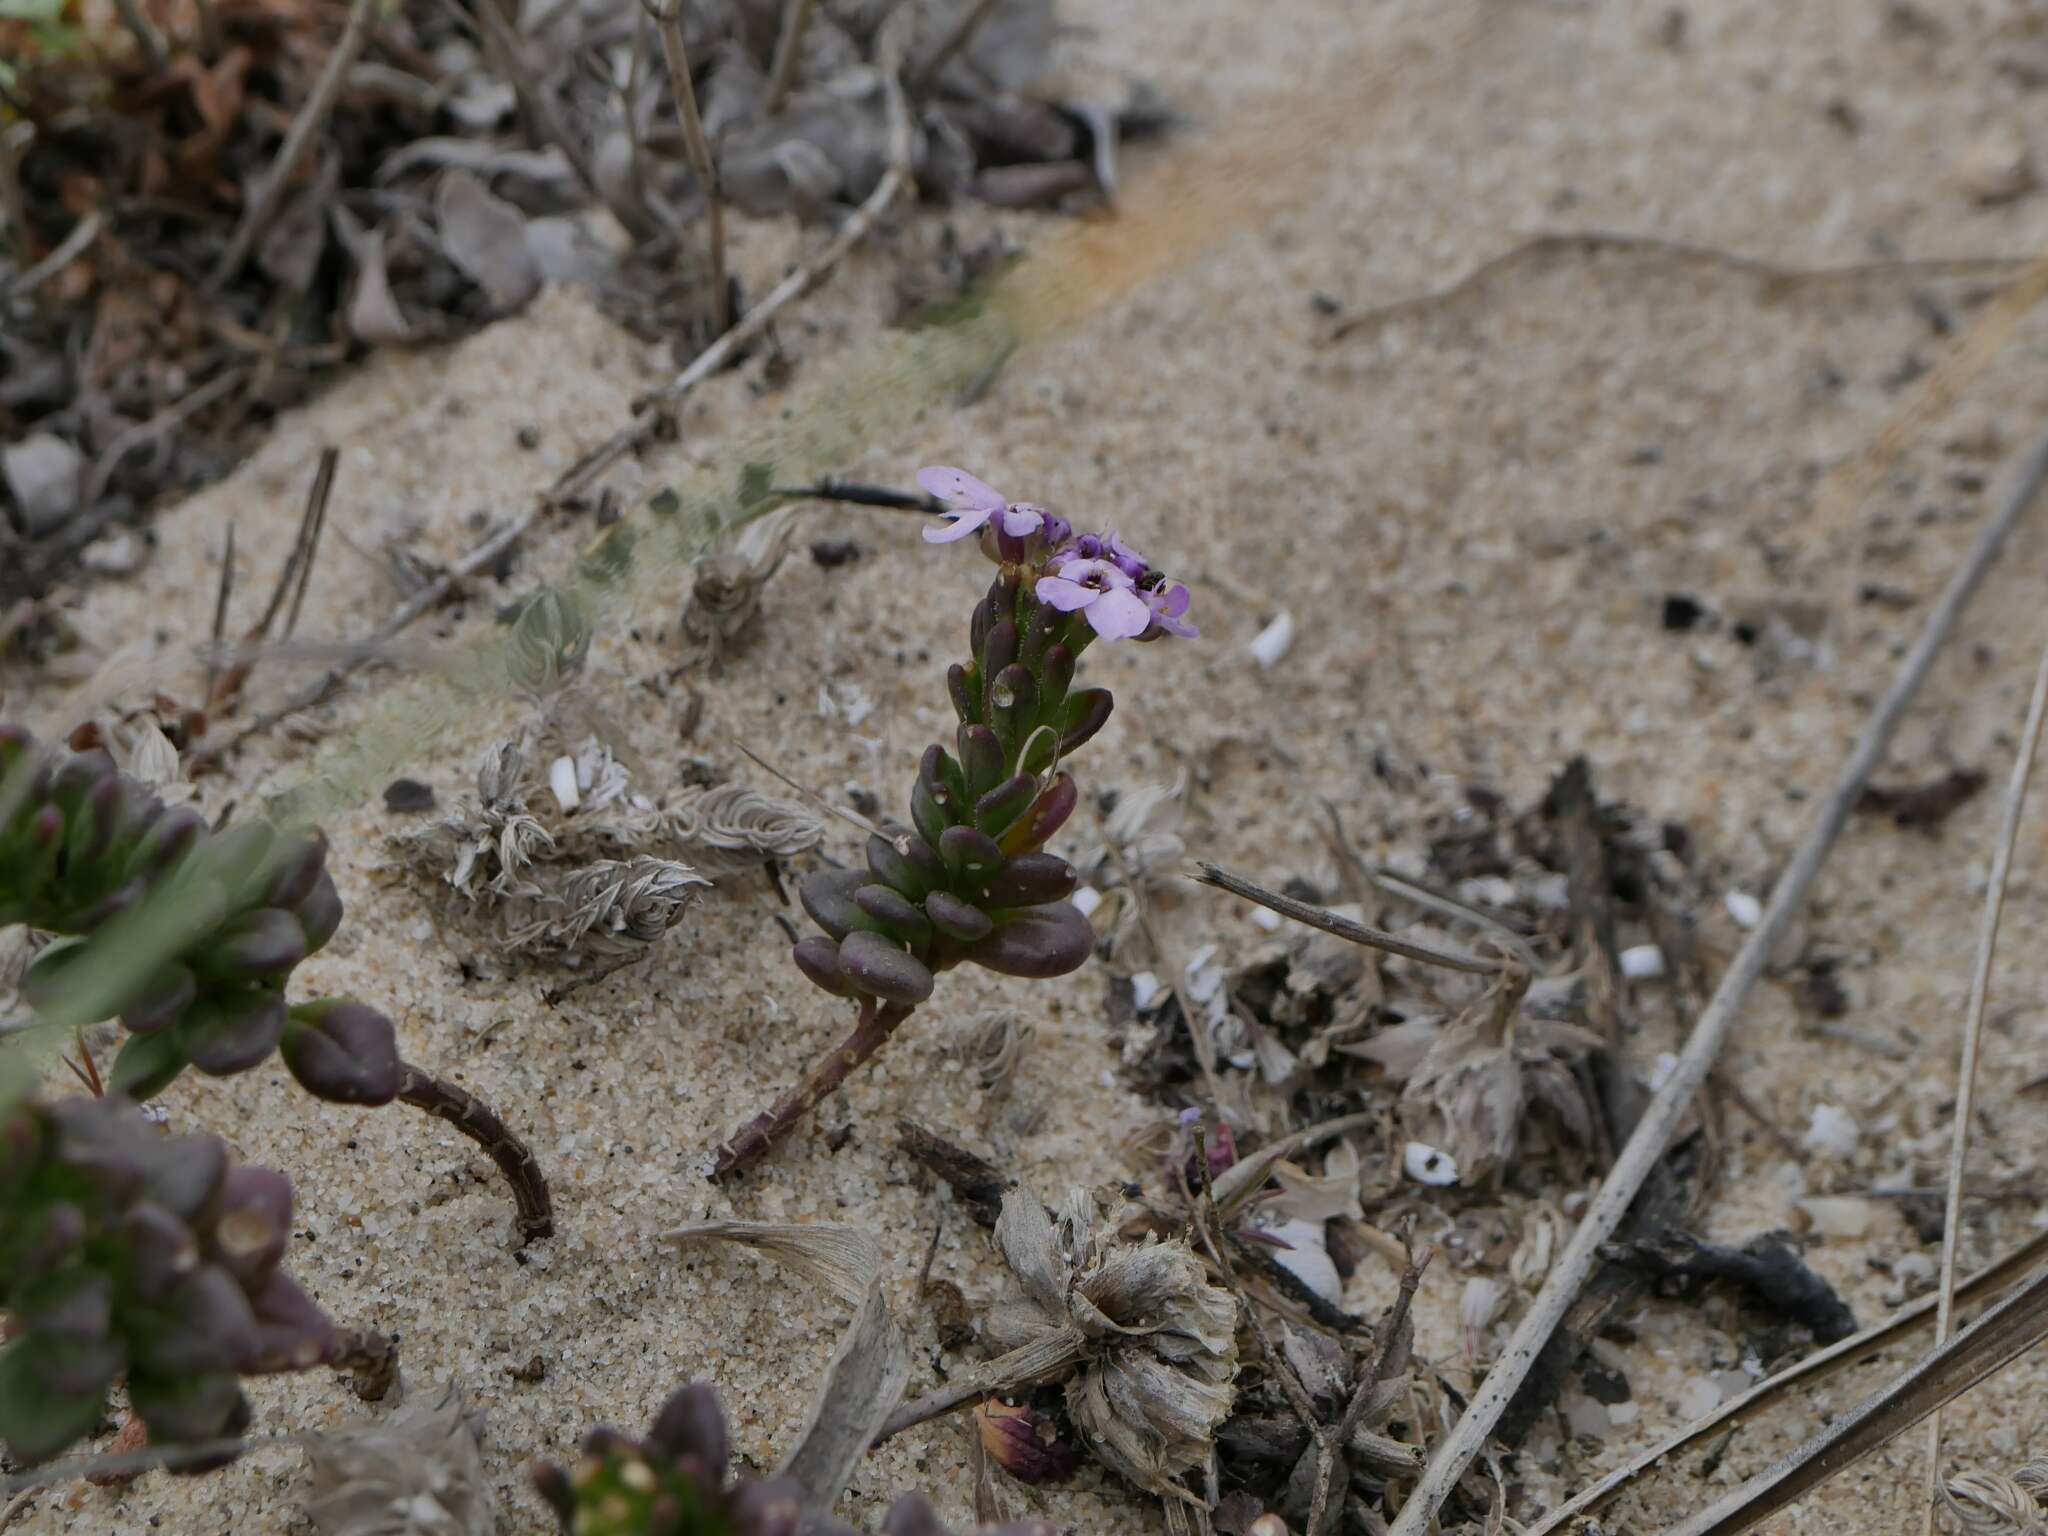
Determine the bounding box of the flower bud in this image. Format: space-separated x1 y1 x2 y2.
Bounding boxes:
974 1400 1078 1484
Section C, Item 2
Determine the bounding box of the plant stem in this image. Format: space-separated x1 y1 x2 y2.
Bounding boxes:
709 998 913 1180
764 0 815 114
395 1060 553 1244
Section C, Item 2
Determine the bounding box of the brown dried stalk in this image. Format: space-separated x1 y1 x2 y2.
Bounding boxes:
396 1061 554 1243
765 0 816 113
1193 862 1504 975
645 0 729 335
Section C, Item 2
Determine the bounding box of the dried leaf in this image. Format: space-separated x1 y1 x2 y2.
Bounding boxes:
434 170 541 313
303 1381 496 1536
663 1219 910 1510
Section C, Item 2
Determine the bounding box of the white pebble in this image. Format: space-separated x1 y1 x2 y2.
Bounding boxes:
548 754 581 813
1801 1103 1861 1159
1620 943 1666 980
1403 1140 1460 1186
1724 890 1763 928
1248 611 1296 670
1797 1195 1875 1240
1265 1218 1343 1304
1129 971 1164 1010
1249 906 1283 931
1071 885 1103 918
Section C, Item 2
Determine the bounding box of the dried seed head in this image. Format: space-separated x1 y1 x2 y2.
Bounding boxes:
305 1383 492 1536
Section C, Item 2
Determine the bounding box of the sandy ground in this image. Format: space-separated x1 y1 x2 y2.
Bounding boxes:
7 0 2048 1531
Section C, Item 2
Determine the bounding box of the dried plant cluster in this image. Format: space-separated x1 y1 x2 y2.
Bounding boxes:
387 732 821 961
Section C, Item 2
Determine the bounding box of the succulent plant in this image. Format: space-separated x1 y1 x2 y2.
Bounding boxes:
533 1382 1051 1536
0 723 401 1106
0 1093 375 1466
713 468 1194 1176
1 723 552 1242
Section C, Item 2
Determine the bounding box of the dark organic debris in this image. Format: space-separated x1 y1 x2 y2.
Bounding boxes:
1604 1229 1859 1344
1857 767 1988 831
382 777 437 813
897 1119 1010 1228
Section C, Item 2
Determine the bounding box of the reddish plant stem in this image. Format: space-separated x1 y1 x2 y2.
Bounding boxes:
396 1061 553 1244
710 998 915 1181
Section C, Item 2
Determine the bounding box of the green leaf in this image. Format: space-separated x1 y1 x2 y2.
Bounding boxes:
0 1337 104 1464
0 0 64 22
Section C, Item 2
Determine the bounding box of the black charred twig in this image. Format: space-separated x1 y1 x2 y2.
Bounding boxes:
645 0 729 334
204 522 236 711
1193 862 1503 975
710 998 914 1180
1604 1230 1856 1344
1389 426 2048 1536
208 0 380 290
764 0 817 113
772 480 946 513
397 1062 554 1243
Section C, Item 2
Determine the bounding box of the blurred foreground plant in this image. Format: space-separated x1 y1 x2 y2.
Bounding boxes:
0 724 553 1241
534 1381 1052 1536
712 468 1194 1176
0 1093 393 1467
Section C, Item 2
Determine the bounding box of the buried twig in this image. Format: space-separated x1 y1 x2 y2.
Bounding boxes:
645 0 729 335
1523 1228 2048 1534
1385 424 2048 1536
207 0 380 291
396 1061 554 1244
1192 862 1504 975
764 0 817 114
1920 633 2048 1529
1654 1261 2048 1536
1323 230 2036 343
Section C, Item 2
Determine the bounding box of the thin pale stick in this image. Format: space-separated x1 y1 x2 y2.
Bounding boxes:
1523 1228 2048 1535
1387 425 2048 1536
765 0 816 113
645 0 729 334
204 522 236 704
1 210 100 301
1655 1261 2048 1536
910 0 1000 90
1193 862 1502 975
1919 634 2048 1530
282 446 339 639
208 0 379 290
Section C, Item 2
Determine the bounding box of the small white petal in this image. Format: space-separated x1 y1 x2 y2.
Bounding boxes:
548 754 581 813
1620 943 1666 979
1802 1104 1861 1159
1130 971 1163 1010
1071 885 1103 917
1249 611 1296 670
1249 906 1283 931
1724 890 1763 928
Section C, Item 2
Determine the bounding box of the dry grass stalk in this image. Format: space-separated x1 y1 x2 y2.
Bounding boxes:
645 0 729 335
1921 634 2048 1529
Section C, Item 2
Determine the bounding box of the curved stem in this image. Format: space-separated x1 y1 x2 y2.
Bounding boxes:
396 1060 553 1244
709 999 914 1181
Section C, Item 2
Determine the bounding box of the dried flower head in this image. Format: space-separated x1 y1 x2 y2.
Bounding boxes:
983 1187 1237 1498
664 782 826 871
0 1094 353 1465
304 1382 494 1536
679 509 796 665
973 1399 1078 1484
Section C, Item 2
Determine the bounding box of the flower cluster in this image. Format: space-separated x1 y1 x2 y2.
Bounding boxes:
532 1383 1051 1536
716 468 1195 1176
0 724 401 1105
0 1094 346 1464
792 467 1196 1010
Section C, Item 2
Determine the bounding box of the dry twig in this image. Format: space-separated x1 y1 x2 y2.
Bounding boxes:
645 0 730 335
1386 425 2048 1536
765 0 817 113
1193 862 1503 975
208 0 380 290
1920 634 2048 1528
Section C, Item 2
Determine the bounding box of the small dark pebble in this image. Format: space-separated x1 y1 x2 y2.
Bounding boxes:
811 538 863 568
1309 292 1343 316
1662 593 1707 631
1731 620 1760 646
847 786 879 816
825 1123 855 1153
507 1354 547 1383
1578 1358 1632 1405
383 777 436 813
516 426 541 450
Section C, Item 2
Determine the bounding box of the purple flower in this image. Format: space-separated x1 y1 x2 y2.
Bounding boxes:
1140 580 1198 639
1037 557 1151 640
918 466 1045 544
1106 534 1149 581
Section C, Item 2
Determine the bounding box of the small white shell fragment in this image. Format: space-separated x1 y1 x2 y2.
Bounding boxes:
1460 1275 1506 1334
1724 890 1763 928
1647 1052 1681 1092
1675 1376 1722 1420
1265 1218 1343 1304
1802 1103 1861 1159
1071 885 1103 918
1248 611 1296 670
1620 943 1666 980
1185 943 1226 1004
1249 906 1283 931
1796 1195 1876 1240
548 754 581 813
1129 971 1164 1010
1403 1140 1460 1186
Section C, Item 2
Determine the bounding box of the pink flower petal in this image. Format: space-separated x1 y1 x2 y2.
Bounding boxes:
917 465 1005 512
1087 587 1152 640
1035 574 1095 611
922 507 995 543
1000 502 1047 537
